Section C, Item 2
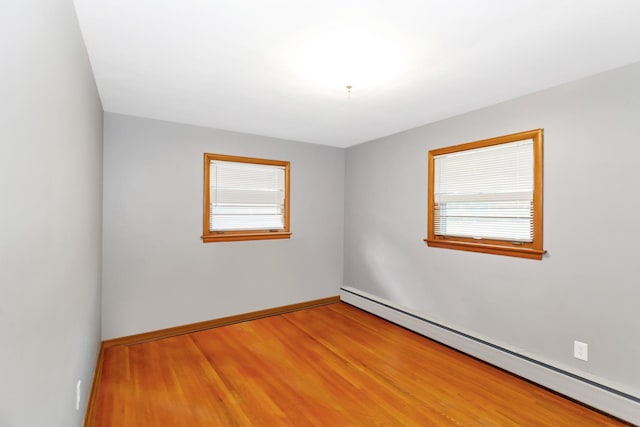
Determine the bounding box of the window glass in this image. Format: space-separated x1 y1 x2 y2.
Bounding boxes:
202 154 291 243
426 130 544 260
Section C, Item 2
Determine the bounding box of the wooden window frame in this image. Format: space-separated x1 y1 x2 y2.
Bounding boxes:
425 129 545 260
202 153 291 243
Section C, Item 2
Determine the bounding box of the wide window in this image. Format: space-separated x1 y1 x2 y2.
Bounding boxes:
202 153 291 243
426 129 544 260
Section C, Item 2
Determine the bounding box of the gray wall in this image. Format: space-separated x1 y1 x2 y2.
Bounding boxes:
102 113 344 339
344 62 640 398
0 1 103 426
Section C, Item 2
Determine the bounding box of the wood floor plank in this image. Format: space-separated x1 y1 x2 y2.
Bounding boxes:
88 303 629 426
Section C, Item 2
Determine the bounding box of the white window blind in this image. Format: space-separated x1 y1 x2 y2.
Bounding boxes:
434 139 534 242
209 160 285 231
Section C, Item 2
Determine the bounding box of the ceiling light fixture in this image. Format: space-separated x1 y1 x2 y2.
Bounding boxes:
296 29 404 93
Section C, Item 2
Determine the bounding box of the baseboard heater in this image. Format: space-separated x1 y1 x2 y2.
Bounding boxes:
340 286 640 426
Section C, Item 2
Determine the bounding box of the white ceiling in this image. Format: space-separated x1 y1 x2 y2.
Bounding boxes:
73 0 640 148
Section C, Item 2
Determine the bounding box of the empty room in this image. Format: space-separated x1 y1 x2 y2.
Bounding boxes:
2 0 640 426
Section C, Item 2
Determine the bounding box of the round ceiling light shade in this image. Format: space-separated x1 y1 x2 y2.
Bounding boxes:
296 29 405 93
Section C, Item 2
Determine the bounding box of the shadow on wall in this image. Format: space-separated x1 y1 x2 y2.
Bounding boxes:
361 214 426 306
359 213 489 326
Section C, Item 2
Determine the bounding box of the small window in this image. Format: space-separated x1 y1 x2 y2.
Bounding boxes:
202 153 291 243
425 129 544 260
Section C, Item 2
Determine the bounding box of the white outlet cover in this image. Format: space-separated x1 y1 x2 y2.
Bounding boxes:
574 340 588 361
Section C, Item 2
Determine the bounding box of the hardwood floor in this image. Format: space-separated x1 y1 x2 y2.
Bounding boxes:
88 303 628 426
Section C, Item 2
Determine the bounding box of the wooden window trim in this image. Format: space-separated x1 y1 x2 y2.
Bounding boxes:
202 153 291 243
425 129 544 260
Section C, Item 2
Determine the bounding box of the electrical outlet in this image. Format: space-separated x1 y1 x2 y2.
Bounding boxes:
76 380 82 410
574 340 588 361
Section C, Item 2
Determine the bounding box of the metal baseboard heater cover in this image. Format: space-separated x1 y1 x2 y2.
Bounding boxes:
340 286 640 426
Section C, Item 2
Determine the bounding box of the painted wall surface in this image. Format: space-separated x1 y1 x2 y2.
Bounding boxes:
0 1 104 426
102 113 344 339
344 62 640 398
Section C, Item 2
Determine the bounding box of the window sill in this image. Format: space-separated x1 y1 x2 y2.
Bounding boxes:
202 231 292 243
425 239 545 260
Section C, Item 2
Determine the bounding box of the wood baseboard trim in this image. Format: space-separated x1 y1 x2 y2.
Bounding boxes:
103 295 340 348
83 342 105 427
